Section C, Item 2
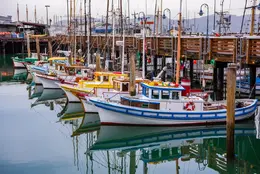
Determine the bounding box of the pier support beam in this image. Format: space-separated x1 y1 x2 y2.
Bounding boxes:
213 65 218 101
250 65 256 98
48 38 53 58
217 66 224 101
2 41 6 54
144 54 147 78
153 55 158 77
226 63 236 168
36 37 40 60
96 52 101 71
189 59 193 88
129 51 136 96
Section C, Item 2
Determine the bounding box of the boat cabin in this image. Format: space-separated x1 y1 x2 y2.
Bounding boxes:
93 72 128 85
121 82 204 111
112 78 150 93
141 82 184 100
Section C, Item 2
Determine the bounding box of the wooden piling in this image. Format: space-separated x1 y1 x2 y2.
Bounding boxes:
250 65 256 99
189 59 193 88
26 34 31 57
48 38 53 57
96 53 101 72
226 63 236 163
50 102 54 111
153 55 158 76
129 51 136 96
48 38 53 65
36 37 40 60
129 151 136 174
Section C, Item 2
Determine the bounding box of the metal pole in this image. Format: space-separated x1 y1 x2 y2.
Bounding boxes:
176 0 183 85
67 0 69 28
213 0 216 31
112 1 115 63
122 25 125 74
139 12 146 79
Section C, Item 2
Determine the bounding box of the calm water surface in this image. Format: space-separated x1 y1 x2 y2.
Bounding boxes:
1 54 260 174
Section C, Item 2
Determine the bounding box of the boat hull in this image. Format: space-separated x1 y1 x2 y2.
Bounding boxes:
91 99 258 126
37 74 60 89
31 72 42 85
61 87 81 103
13 60 26 68
81 98 98 113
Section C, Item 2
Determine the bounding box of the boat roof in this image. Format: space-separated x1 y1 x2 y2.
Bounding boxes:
141 82 185 91
94 72 128 77
113 77 150 83
48 57 67 61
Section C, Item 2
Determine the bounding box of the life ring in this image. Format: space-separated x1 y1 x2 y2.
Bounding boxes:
185 101 195 111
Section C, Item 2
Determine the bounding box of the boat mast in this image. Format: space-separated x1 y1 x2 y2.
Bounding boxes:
112 0 115 68
87 0 91 65
154 0 157 36
176 0 183 85
26 32 31 57
122 23 125 74
250 0 257 36
73 0 76 61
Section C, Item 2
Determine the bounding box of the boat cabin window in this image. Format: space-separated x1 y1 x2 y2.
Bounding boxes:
152 90 159 99
103 76 109 82
113 81 120 91
162 91 170 99
97 76 101 82
122 83 129 92
145 88 149 97
172 92 179 99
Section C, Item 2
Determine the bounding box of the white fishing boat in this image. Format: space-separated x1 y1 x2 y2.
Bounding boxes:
90 81 259 126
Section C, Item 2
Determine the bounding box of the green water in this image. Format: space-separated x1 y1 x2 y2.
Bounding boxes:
0 54 260 174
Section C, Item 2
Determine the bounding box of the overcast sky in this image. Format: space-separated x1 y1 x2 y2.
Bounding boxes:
0 0 252 23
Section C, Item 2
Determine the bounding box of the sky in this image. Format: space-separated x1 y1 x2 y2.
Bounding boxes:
0 0 251 23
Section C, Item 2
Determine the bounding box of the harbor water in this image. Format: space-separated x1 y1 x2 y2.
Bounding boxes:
1 54 260 174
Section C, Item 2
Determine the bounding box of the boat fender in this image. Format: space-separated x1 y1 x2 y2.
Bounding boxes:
185 102 195 111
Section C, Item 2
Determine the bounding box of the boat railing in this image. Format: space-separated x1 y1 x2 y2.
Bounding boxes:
102 92 127 101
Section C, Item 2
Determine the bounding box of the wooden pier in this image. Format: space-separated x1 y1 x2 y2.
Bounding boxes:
1 35 260 65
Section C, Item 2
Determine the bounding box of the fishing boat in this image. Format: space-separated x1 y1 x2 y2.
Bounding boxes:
90 4 259 126
60 72 128 103
12 56 38 69
236 76 260 95
90 81 259 126
28 57 69 86
35 64 93 89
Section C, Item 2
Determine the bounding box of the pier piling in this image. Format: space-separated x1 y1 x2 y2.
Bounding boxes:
129 51 136 96
217 66 224 101
226 63 236 165
250 65 256 98
36 37 40 60
189 59 193 88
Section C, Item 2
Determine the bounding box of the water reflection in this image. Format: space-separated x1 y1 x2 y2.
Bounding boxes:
86 123 260 174
30 89 66 108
